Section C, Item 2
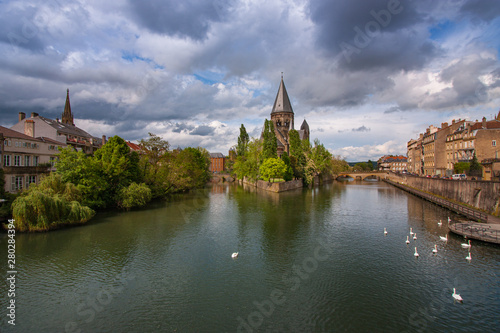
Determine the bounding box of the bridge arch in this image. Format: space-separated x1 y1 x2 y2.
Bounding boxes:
336 171 389 181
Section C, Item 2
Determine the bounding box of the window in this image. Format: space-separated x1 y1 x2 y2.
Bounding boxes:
3 155 10 166
25 155 30 166
14 155 21 166
11 176 23 191
50 156 56 167
33 156 39 166
493 140 497 147
25 175 36 189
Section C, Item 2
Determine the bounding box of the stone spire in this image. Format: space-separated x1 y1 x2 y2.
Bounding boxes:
62 88 74 126
271 74 294 114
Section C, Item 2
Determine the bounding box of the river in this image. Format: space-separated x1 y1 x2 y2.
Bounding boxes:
1 181 499 332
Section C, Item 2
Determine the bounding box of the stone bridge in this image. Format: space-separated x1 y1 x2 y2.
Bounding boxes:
337 170 389 181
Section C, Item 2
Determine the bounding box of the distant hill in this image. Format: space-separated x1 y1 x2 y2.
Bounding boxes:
348 161 378 169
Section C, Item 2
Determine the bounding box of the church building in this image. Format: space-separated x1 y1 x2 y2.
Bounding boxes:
267 75 309 157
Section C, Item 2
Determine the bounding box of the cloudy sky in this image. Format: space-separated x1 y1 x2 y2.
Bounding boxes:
1 0 499 161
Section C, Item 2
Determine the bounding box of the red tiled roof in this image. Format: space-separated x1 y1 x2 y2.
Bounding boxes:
126 141 141 151
0 126 41 141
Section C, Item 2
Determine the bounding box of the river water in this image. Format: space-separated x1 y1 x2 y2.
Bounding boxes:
1 181 499 332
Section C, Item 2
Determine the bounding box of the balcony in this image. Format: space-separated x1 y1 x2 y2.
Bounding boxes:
1 165 51 174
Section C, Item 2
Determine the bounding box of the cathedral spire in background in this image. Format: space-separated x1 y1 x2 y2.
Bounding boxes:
62 88 74 126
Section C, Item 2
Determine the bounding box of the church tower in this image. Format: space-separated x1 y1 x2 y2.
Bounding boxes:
270 74 294 154
62 89 74 126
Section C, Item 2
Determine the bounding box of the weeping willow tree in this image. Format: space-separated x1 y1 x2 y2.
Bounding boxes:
11 174 94 232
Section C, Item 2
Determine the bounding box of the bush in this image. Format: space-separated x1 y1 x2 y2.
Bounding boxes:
117 182 152 209
12 190 94 232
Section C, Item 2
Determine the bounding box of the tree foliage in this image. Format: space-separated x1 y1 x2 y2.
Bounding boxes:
11 173 94 231
117 182 152 209
237 124 250 157
469 153 483 177
261 119 278 160
454 162 470 174
233 138 263 181
259 158 287 182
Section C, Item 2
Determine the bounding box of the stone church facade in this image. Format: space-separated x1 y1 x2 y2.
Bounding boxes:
267 76 309 157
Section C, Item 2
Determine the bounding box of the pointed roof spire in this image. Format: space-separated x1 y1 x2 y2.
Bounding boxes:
272 73 293 114
62 88 74 126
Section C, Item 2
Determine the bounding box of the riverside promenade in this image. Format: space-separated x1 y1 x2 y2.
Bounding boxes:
384 178 500 245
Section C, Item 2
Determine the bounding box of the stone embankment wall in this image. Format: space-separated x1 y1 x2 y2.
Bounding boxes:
241 177 303 193
386 173 500 216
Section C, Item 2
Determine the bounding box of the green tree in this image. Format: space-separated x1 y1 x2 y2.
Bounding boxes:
138 133 171 197
289 129 306 178
237 124 250 157
167 147 211 191
310 139 333 176
469 153 483 177
261 119 277 160
56 147 109 208
11 173 94 231
281 152 294 181
117 182 152 210
259 158 287 182
454 162 470 174
331 155 350 174
233 138 262 181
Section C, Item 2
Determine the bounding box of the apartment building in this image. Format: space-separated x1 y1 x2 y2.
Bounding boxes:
409 112 500 179
10 90 105 154
0 126 66 193
209 153 225 173
378 155 407 172
407 135 423 175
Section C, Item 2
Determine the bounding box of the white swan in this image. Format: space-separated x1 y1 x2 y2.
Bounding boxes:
414 247 419 257
437 220 442 226
466 252 471 261
406 236 410 244
432 244 437 254
410 227 414 235
384 228 388 235
413 233 417 240
452 288 463 302
461 240 471 249
231 252 239 258
439 235 448 242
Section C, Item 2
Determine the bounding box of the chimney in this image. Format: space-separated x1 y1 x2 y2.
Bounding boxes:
441 122 448 128
452 119 455 124
102 135 106 145
24 119 35 137
31 112 39 118
56 118 59 122
482 117 487 129
19 112 26 122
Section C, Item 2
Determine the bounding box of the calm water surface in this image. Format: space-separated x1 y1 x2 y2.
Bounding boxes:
1 181 499 332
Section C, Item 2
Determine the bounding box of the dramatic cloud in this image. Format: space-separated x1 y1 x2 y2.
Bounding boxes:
0 0 499 161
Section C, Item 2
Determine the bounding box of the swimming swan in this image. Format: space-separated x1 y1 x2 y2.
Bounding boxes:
452 288 463 302
432 244 437 254
406 236 410 244
232 252 239 258
439 235 448 242
461 240 471 249
414 247 419 257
